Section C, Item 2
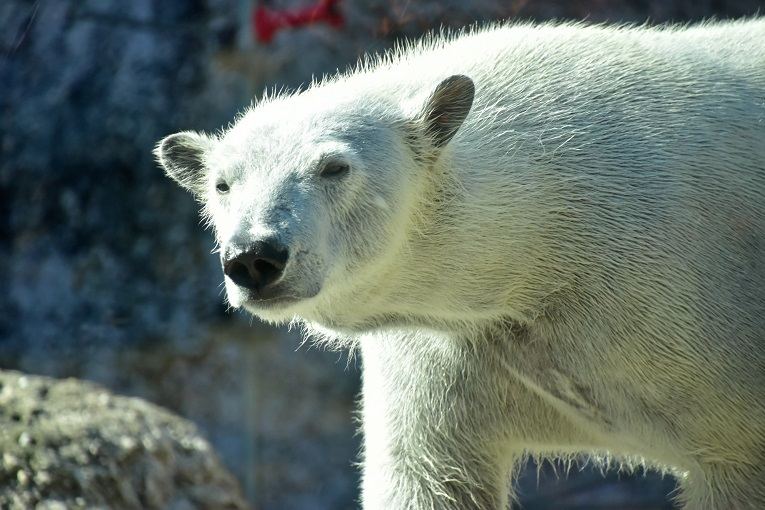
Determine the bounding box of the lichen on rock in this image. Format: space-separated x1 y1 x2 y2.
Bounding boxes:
0 370 249 510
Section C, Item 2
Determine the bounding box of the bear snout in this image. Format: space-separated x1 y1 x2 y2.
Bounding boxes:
222 239 289 298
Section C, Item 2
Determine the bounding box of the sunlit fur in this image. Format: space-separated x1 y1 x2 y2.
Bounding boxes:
157 20 765 509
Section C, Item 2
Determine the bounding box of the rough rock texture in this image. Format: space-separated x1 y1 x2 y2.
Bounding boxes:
0 370 249 510
0 0 248 371
1 0 763 509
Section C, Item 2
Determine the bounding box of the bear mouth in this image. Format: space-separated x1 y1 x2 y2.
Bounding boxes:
235 285 297 306
229 280 320 314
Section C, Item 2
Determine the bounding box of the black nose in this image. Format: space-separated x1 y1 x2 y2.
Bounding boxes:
223 240 289 291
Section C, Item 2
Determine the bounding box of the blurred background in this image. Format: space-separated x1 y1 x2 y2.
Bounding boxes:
2 1 763 509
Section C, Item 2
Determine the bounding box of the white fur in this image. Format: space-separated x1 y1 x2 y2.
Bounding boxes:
157 20 765 509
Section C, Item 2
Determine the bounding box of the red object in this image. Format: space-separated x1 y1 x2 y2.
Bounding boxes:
253 0 344 44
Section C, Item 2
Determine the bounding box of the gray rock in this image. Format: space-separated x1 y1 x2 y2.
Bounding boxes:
0 370 250 510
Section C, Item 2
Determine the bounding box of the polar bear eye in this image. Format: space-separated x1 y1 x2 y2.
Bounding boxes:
215 180 230 194
320 162 350 179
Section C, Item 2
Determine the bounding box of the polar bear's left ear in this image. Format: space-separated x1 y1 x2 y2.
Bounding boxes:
154 131 214 196
421 74 475 149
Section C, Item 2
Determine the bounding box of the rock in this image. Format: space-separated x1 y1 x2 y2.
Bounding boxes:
0 370 250 510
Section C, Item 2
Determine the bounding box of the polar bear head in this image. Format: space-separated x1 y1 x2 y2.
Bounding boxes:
155 75 474 328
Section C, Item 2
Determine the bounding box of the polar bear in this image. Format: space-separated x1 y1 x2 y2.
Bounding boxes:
156 20 765 510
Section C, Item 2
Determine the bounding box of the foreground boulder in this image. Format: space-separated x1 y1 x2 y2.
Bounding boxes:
0 370 249 510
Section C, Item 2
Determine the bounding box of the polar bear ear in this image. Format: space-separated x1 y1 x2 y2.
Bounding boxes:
421 74 475 149
154 131 213 196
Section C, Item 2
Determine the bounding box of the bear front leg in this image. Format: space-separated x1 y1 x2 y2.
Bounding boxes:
358 331 521 510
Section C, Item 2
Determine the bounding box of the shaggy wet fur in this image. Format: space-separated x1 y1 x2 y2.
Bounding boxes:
157 20 765 509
